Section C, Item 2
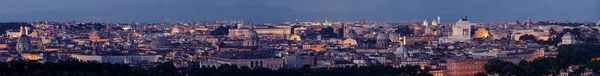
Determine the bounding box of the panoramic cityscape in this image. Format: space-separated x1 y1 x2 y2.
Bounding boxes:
1 0 600 76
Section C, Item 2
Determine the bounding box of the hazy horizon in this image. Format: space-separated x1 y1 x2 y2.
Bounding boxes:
1 0 599 23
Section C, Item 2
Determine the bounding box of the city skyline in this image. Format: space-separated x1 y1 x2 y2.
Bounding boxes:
1 0 599 23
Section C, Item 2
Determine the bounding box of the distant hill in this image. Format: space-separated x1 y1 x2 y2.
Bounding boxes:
0 22 32 35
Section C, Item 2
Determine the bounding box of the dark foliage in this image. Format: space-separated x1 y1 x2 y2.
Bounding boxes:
484 44 600 76
0 60 431 76
210 26 230 36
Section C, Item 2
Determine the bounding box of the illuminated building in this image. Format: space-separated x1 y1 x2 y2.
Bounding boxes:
559 32 579 45
473 28 489 38
439 16 474 43
288 34 301 41
431 19 438 26
437 16 441 25
422 19 429 26
89 31 109 42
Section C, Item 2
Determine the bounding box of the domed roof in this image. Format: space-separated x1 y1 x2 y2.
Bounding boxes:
396 46 408 53
245 28 259 39
376 33 389 40
17 35 31 44
149 37 171 48
562 32 574 39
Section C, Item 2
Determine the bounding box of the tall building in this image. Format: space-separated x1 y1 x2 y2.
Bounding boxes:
16 26 32 52
439 16 474 43
244 28 259 47
437 16 441 25
376 33 390 48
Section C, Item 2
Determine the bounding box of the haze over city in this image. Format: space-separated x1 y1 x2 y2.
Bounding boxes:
1 0 599 22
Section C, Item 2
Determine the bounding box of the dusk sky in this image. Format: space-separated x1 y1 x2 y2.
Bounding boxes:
0 0 598 23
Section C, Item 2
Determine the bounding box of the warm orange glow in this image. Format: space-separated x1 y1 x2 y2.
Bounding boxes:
473 28 489 38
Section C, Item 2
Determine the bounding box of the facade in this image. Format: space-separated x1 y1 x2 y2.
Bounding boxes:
228 28 292 39
376 33 390 48
71 55 161 63
209 57 284 69
440 17 474 43
445 59 487 76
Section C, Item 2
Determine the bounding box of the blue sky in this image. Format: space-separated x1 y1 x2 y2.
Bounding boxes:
0 0 598 23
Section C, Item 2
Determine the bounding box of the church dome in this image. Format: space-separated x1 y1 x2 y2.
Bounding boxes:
562 32 574 39
245 29 259 39
376 33 389 41
17 35 31 44
396 46 408 53
149 37 171 48
16 26 32 52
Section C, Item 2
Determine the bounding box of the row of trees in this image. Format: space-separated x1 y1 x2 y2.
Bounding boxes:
483 44 600 76
0 60 432 76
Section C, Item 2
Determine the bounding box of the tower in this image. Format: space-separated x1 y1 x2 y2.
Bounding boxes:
437 16 441 25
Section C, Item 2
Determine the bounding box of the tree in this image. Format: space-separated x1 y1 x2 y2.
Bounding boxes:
210 26 230 36
395 26 413 36
519 34 537 42
557 44 591 68
484 59 513 75
320 27 338 38
586 60 600 72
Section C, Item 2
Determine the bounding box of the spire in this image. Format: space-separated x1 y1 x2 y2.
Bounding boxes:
20 26 27 36
437 16 441 24
25 26 29 36
402 36 406 46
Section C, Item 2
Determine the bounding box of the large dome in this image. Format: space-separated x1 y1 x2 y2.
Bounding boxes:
376 33 389 41
396 46 408 53
562 32 574 39
17 35 31 44
149 37 171 48
245 29 259 39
